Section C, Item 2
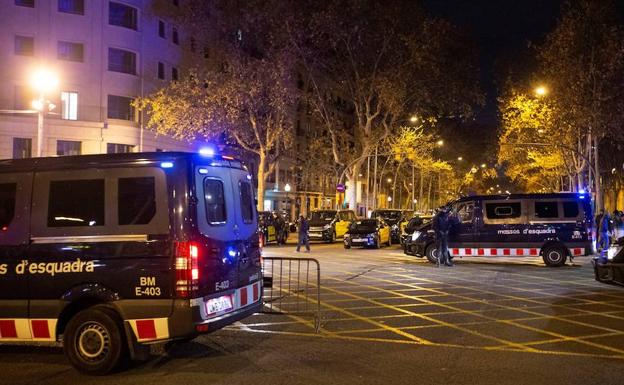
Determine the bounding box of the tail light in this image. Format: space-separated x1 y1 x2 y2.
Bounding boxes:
175 241 199 298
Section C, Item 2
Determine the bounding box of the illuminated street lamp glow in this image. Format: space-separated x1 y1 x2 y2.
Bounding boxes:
387 178 392 183
481 163 486 168
410 116 418 123
535 86 548 96
457 156 463 161
387 196 392 202
31 68 59 93
284 183 291 192
436 140 444 147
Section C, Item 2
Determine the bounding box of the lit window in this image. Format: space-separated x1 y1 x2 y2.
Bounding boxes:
107 95 135 121
61 91 78 120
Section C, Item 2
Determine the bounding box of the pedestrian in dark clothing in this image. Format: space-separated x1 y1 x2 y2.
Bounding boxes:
432 207 453 267
296 215 310 252
597 209 611 252
274 213 286 245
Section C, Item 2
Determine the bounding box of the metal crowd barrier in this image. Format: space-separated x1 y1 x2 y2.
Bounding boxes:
262 257 321 333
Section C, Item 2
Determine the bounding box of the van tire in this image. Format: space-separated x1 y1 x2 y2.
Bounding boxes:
425 244 438 264
63 306 128 375
543 246 567 267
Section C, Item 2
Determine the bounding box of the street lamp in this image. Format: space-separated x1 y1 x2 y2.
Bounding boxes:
284 183 292 221
480 163 486 168
457 156 463 161
534 86 548 97
436 140 444 147
410 116 418 123
30 68 59 157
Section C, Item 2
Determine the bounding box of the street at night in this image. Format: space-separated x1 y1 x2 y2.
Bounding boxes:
1 240 623 385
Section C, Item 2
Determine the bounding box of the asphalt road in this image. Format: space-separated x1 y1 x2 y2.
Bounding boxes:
1 238 624 385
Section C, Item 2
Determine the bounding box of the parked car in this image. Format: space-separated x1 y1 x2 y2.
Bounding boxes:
404 193 592 267
370 209 411 244
344 218 391 249
258 211 277 245
308 209 357 242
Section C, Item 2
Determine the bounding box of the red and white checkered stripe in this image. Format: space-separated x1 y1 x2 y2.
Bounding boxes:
127 318 169 342
236 281 261 309
0 319 57 341
450 247 586 257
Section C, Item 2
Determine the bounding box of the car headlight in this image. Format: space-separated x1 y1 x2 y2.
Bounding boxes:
411 231 422 241
323 224 331 230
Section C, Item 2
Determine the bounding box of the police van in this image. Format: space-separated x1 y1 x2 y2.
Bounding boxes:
403 193 593 267
0 152 262 374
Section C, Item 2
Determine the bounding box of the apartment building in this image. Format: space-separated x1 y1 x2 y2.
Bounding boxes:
0 0 191 159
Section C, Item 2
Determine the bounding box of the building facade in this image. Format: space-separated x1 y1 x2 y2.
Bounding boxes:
0 0 191 159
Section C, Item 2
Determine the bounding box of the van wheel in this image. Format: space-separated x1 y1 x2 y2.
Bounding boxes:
425 244 438 264
63 306 128 375
543 246 567 267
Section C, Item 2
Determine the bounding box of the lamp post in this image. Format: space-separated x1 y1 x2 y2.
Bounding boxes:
30 68 59 157
284 183 292 221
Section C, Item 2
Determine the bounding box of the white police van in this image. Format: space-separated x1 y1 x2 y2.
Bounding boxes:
404 193 593 267
0 151 262 374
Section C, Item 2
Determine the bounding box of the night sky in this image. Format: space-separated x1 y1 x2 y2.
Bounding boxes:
421 0 564 166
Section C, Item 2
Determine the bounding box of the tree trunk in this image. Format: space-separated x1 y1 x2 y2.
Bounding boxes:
419 171 424 212
257 153 266 211
594 135 603 211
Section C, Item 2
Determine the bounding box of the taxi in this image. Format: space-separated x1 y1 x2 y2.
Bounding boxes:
344 218 391 249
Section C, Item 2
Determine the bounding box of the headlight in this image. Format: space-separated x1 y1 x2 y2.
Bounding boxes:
411 231 422 241
323 224 331 230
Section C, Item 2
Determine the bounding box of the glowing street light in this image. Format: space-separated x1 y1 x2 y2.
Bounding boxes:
410 116 418 123
480 163 486 168
30 68 59 157
387 196 392 202
387 178 392 183
284 183 291 193
457 156 463 161
535 85 548 97
436 140 444 147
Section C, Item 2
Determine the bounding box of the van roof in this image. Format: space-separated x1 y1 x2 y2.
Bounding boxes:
454 193 586 203
0 152 246 173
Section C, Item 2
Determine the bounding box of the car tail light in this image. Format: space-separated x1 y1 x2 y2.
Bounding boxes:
175 241 199 298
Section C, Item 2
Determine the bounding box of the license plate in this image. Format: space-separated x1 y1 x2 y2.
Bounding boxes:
352 238 366 242
206 295 233 315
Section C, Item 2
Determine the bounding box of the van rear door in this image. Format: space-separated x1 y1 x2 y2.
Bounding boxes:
194 164 238 296
229 168 261 288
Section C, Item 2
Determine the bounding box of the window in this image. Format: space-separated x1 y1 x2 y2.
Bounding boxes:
171 67 178 81
108 48 136 74
109 2 137 30
158 20 165 38
47 179 104 227
204 179 226 224
456 202 475 223
158 62 165 79
58 41 83 62
239 181 254 224
61 91 78 120
107 95 134 120
118 177 155 225
107 143 134 153
563 201 580 218
15 0 34 7
0 184 17 229
172 27 179 44
535 201 558 219
56 140 81 156
485 202 521 219
58 0 84 15
15 35 34 56
13 138 32 159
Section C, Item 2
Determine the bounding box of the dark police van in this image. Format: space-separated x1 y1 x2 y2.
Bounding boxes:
0 152 262 374
404 193 592 267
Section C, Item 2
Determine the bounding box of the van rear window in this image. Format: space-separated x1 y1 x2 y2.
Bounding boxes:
535 201 558 218
204 179 227 224
485 202 521 219
563 201 580 218
0 183 16 229
48 179 105 227
239 181 254 224
118 177 156 225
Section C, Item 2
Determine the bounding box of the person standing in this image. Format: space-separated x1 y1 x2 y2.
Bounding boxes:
296 214 310 253
597 209 611 252
274 213 286 245
432 207 452 267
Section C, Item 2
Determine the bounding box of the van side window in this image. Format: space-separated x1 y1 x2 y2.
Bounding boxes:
485 202 521 219
457 202 474 223
204 179 226 224
48 179 105 227
535 201 558 218
0 183 17 229
118 177 156 225
563 201 579 218
239 181 254 224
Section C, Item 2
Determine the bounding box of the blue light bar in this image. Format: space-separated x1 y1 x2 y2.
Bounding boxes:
199 147 216 157
578 189 586 194
246 174 252 180
160 162 174 168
